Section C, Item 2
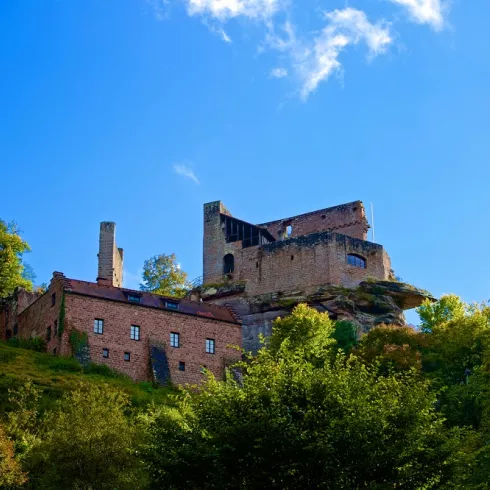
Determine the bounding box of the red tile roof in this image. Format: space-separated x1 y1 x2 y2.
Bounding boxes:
59 276 240 325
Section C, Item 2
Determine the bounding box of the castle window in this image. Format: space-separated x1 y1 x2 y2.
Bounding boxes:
124 352 131 362
205 338 215 354
286 225 292 237
170 332 180 348
130 325 140 341
127 294 141 303
94 319 104 335
53 320 58 336
51 293 56 306
103 348 109 358
47 326 52 342
53 347 57 355
223 254 234 274
347 254 366 269
165 301 179 310
179 361 186 371
200 365 207 374
13 324 18 336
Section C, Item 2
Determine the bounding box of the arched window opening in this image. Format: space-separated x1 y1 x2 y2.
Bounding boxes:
223 254 235 274
286 225 293 237
347 254 366 269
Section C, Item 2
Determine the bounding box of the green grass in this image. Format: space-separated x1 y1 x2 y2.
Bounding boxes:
0 341 175 416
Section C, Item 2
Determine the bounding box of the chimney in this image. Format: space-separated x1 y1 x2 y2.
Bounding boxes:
97 222 123 287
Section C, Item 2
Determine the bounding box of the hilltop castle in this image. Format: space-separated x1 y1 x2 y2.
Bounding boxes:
0 200 430 383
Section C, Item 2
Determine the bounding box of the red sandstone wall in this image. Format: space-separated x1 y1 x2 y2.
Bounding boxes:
257 201 368 241
64 294 242 384
231 232 390 296
17 279 64 354
0 289 41 341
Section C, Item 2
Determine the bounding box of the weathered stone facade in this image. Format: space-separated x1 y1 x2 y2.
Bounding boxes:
97 222 124 288
200 200 430 352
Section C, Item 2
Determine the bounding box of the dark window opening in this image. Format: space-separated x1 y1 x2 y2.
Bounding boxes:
221 214 275 248
165 301 179 310
256 261 259 268
124 352 131 362
223 254 234 274
347 254 366 269
353 207 358 212
321 214 326 220
53 347 57 355
206 338 215 354
179 361 185 371
130 325 140 341
103 348 109 358
170 332 180 348
53 320 58 337
127 294 141 303
13 324 18 336
6 329 12 340
47 326 52 342
94 319 104 335
51 293 56 306
291 255 294 260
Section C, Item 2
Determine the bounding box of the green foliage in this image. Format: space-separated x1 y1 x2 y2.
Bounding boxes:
25 383 146 489
140 253 190 298
0 422 27 488
57 292 65 338
8 336 46 352
142 305 465 489
0 219 33 298
332 320 359 353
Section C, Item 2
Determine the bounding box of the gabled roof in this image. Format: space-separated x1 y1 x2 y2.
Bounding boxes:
55 274 240 325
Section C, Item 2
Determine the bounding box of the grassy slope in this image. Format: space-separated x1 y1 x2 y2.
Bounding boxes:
0 341 174 415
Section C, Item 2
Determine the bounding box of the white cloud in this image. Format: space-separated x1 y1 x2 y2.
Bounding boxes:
185 0 286 21
211 25 232 42
388 0 445 30
269 67 288 78
268 9 392 99
147 0 170 21
173 163 200 185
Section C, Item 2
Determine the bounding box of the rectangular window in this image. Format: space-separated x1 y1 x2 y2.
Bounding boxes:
124 352 131 362
127 294 141 303
53 320 58 337
179 361 185 371
165 301 179 310
200 365 207 374
13 324 18 336
51 293 56 306
47 326 52 342
103 348 109 358
205 338 215 354
170 332 180 348
94 319 104 335
130 325 140 341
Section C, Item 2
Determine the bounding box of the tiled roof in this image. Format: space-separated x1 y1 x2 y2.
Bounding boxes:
59 276 241 325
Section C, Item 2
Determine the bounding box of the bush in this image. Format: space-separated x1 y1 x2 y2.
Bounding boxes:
8 336 46 352
0 422 27 487
34 355 82 373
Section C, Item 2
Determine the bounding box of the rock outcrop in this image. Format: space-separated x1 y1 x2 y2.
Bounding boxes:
195 280 434 353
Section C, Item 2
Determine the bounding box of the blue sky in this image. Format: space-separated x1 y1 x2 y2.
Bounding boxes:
1 0 489 324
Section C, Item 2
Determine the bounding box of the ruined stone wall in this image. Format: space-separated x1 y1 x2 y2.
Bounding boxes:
17 275 65 355
63 294 242 384
0 289 40 341
257 201 368 241
97 222 123 287
228 231 390 296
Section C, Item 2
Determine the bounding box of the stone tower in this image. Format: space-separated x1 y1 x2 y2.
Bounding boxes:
97 222 123 287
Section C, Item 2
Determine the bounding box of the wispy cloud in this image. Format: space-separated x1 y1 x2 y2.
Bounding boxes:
269 67 288 78
185 0 286 22
173 163 200 185
147 0 170 21
210 24 232 42
388 0 445 30
268 9 392 99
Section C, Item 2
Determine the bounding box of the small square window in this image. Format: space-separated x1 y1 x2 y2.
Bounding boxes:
51 293 56 306
170 332 180 348
103 348 109 358
165 301 179 310
130 325 140 341
205 338 215 354
128 294 141 303
179 361 185 371
94 319 104 335
200 365 207 374
124 352 131 362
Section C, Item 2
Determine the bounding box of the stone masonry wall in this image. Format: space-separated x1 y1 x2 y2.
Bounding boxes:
63 294 242 384
0 289 40 341
97 222 123 287
257 201 368 241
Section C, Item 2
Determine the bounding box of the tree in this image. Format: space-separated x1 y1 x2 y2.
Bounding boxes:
0 423 27 488
140 253 190 298
143 304 465 489
26 383 145 489
0 220 33 298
